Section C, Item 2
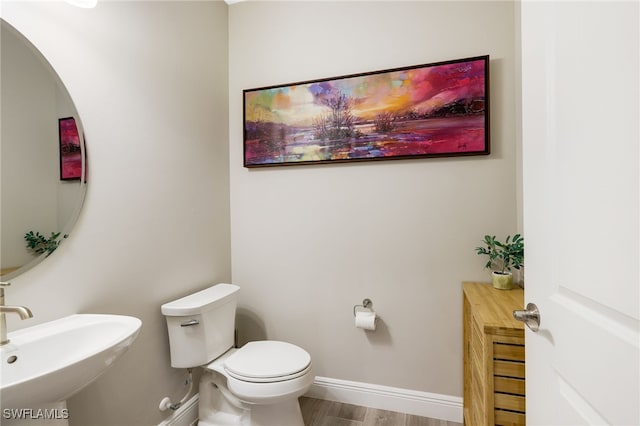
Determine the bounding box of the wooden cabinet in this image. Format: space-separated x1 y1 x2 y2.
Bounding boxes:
463 282 525 426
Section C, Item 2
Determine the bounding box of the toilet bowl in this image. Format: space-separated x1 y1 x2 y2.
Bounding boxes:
161 284 314 426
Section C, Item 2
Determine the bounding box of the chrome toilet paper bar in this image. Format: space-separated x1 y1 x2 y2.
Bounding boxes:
353 298 373 316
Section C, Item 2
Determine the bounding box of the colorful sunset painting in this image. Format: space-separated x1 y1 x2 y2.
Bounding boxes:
59 117 82 180
243 56 489 167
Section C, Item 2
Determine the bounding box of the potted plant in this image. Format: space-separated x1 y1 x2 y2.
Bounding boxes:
475 234 524 290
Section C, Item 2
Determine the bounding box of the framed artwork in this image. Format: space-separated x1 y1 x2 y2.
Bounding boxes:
243 55 489 167
58 117 82 180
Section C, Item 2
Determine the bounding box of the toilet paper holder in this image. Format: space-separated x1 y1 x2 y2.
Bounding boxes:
353 298 373 316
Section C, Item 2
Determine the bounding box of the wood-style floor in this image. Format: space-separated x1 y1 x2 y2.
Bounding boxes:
299 397 463 426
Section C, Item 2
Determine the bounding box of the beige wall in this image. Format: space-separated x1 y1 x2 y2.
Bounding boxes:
2 2 230 425
229 1 517 397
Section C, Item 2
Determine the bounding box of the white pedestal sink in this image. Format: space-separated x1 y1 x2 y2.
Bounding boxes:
0 314 142 423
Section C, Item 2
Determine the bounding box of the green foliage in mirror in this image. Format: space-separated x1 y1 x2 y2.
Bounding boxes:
24 231 67 256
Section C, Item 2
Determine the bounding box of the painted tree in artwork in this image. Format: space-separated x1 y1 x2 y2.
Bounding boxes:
314 92 356 141
374 111 399 133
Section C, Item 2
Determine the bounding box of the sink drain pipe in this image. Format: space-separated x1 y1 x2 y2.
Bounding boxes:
159 368 193 411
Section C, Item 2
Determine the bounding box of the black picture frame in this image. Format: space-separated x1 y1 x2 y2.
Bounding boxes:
58 117 82 180
243 55 489 168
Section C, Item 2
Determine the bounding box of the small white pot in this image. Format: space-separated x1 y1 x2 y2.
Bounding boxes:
492 271 513 290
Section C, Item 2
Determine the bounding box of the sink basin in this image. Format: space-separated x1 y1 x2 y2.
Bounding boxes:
0 314 142 408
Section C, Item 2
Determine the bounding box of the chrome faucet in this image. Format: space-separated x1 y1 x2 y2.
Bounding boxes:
0 282 34 345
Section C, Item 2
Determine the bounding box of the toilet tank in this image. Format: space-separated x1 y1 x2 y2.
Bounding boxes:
161 283 240 368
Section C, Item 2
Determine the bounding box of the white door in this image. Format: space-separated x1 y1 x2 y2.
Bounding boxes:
521 1 639 425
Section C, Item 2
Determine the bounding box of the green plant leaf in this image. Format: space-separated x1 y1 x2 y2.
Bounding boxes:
475 234 525 272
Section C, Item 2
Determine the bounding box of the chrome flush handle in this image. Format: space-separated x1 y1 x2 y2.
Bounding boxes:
180 319 199 327
513 302 540 332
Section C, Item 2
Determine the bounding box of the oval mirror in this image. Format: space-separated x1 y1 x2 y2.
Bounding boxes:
1 19 87 280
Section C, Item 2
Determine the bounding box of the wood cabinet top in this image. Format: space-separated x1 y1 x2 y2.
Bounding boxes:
463 281 525 333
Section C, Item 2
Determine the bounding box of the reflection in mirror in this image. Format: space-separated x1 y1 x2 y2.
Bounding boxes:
1 19 87 279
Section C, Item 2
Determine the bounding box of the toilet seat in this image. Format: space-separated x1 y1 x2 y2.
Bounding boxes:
224 341 311 383
202 340 314 407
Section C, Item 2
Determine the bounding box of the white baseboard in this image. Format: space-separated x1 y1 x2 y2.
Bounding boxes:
158 394 199 426
156 377 463 425
306 376 463 423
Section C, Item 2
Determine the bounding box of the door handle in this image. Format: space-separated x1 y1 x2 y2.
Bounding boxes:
513 303 540 332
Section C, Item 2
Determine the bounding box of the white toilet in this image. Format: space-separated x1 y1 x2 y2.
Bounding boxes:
161 283 314 426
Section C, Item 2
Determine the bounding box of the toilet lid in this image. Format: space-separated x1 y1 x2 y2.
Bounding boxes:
224 341 311 381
